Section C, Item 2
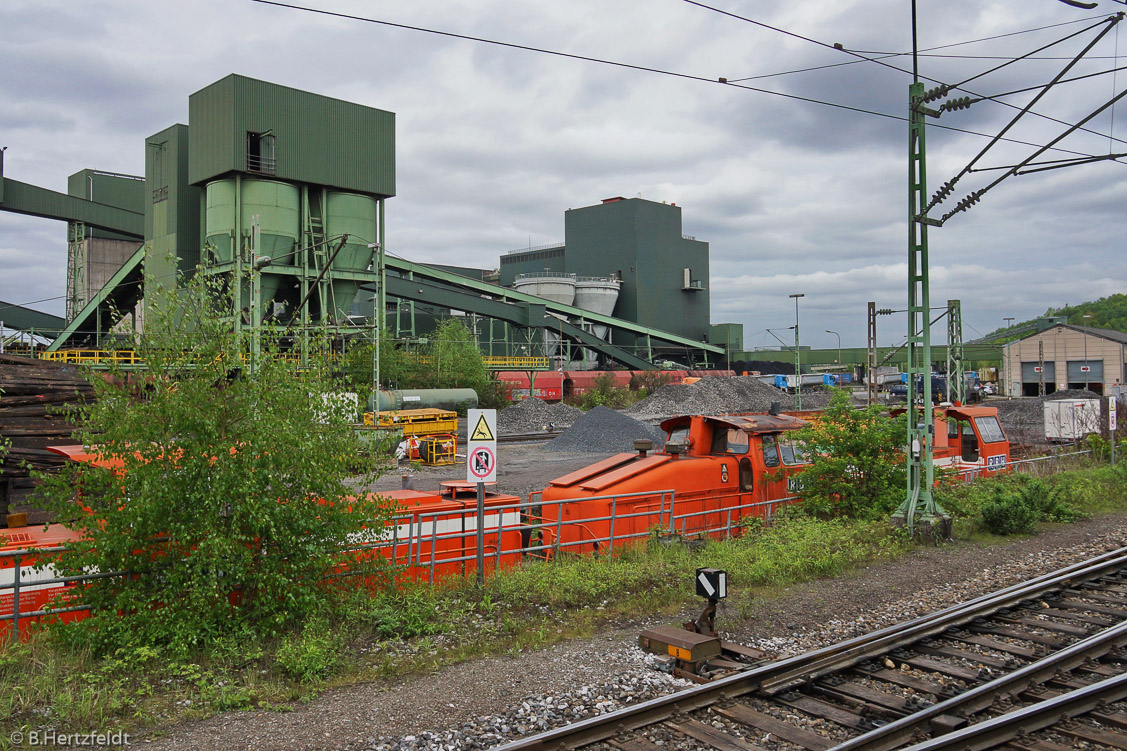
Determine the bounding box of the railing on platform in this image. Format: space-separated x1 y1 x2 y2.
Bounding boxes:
38 349 141 366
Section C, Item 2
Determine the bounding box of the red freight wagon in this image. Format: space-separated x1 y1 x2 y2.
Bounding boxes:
356 485 525 583
1 523 85 639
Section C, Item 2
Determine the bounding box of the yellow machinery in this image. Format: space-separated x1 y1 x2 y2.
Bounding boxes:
363 408 458 437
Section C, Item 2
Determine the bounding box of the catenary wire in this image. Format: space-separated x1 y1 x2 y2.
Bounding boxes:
249 0 1124 163
685 1 1127 150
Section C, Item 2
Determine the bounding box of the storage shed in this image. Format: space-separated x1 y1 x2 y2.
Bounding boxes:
1002 324 1127 396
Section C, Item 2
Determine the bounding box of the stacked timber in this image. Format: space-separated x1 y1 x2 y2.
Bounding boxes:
0 355 95 511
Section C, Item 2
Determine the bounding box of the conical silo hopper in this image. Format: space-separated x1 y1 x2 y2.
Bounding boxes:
512 273 577 358
324 191 379 322
204 178 300 312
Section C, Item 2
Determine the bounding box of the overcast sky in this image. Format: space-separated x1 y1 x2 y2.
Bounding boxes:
2 0 1125 351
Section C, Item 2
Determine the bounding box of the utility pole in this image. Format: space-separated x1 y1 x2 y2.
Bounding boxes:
892 8 948 537
790 293 804 409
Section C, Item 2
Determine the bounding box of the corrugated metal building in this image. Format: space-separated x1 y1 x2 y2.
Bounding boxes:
499 197 710 344
1002 323 1127 395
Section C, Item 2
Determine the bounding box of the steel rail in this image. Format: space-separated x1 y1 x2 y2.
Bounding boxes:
895 672 1127 751
830 617 1127 751
491 546 1127 751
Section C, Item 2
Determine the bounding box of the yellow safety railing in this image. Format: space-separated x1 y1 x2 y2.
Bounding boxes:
482 356 551 370
38 350 142 366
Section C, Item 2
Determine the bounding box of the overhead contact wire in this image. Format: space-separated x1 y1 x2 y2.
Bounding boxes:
249 1 1119 166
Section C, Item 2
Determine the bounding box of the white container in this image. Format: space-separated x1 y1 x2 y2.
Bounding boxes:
1043 399 1100 441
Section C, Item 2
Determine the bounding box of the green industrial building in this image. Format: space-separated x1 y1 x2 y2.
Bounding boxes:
1 74 728 367
499 197 710 346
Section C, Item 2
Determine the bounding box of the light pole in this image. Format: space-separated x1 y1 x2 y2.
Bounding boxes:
1083 313 1092 391
368 241 383 426
825 329 841 370
790 293 804 409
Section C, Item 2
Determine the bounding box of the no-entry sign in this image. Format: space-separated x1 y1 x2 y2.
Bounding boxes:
468 445 496 481
466 409 498 483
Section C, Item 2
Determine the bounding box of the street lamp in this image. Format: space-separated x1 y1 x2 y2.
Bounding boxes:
825 329 841 369
790 293 804 409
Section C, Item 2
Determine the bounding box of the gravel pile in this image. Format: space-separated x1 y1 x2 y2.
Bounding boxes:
497 398 582 434
543 405 665 453
626 376 832 422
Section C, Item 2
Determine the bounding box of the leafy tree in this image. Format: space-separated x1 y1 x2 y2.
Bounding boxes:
34 274 391 654
576 372 632 409
415 318 510 410
629 370 673 396
788 389 907 519
339 328 409 396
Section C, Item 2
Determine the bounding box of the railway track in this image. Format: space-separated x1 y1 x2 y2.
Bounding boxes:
494 547 1127 751
498 431 563 444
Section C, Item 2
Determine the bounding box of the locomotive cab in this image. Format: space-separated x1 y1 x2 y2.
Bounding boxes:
538 413 810 554
931 405 1010 476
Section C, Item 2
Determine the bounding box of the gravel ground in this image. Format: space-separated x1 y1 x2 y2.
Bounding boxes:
136 513 1127 751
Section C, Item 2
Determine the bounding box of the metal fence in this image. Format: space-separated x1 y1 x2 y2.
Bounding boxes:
0 449 1101 640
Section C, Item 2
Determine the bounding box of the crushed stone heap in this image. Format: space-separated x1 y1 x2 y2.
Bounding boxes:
543 405 666 454
497 398 582 435
625 376 832 422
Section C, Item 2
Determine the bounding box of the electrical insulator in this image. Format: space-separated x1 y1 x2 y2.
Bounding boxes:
941 97 973 113
929 179 958 207
922 84 949 103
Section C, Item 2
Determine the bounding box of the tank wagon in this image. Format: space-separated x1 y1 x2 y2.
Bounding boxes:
536 412 811 555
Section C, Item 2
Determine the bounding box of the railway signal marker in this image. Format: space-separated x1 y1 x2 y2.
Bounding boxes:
696 568 727 600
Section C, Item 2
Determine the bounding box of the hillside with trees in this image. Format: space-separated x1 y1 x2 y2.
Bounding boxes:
981 294 1127 343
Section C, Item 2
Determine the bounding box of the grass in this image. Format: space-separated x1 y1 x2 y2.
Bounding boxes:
2 458 1125 743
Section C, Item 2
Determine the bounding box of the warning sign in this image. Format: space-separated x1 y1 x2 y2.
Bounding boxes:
466 408 498 484
468 446 496 481
470 413 496 441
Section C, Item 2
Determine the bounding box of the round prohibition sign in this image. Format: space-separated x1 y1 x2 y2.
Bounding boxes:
468 445 497 479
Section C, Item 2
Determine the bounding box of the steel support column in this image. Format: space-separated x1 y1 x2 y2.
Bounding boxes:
893 81 947 535
947 299 964 404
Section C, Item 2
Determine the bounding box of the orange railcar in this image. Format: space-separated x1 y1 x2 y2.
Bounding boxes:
537 413 810 554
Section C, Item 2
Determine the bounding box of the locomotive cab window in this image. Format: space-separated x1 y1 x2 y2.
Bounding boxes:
762 434 780 467
961 421 979 462
974 416 1006 444
667 426 690 446
779 441 807 466
712 428 749 455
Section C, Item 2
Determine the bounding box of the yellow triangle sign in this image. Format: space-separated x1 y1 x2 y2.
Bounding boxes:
470 414 495 442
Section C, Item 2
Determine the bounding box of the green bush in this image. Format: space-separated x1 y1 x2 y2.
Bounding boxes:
974 474 1081 536
32 273 391 655
979 492 1039 535
274 623 344 682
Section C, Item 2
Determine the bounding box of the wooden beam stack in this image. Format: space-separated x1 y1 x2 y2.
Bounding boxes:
0 355 95 516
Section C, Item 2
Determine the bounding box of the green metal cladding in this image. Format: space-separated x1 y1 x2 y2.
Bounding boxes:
187 75 395 197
